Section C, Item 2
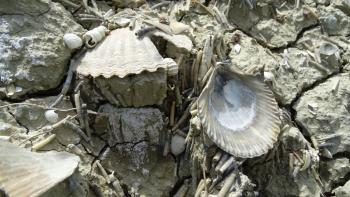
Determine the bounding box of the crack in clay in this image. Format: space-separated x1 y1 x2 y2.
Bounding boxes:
6 107 30 134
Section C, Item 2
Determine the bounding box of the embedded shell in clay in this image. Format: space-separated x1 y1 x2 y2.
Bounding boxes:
76 27 177 78
197 65 281 158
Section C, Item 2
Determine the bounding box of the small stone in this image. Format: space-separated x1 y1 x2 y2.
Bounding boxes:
44 110 59 123
170 134 186 156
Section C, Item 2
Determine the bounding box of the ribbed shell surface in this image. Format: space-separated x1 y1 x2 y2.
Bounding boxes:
197 66 281 158
0 142 80 197
76 27 176 78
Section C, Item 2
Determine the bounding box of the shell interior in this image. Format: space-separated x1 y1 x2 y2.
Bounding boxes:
0 142 80 197
76 27 177 78
198 65 281 158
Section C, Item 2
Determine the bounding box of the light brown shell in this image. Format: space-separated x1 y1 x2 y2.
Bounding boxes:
0 141 80 197
198 65 280 158
76 27 176 78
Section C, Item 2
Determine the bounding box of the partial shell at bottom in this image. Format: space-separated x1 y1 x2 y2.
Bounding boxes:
197 65 280 158
0 141 80 197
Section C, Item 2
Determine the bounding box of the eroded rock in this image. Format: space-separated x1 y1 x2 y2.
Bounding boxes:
319 158 350 192
294 73 350 155
318 4 350 36
333 179 350 197
228 0 318 48
0 0 85 99
92 105 177 196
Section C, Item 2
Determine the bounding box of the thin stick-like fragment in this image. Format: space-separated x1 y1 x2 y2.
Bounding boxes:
191 159 199 194
215 153 229 172
175 86 183 107
112 178 125 197
331 78 340 93
318 142 335 148
64 121 90 142
67 144 84 157
78 18 103 22
219 156 235 174
75 91 85 129
212 6 230 27
82 0 90 13
60 0 80 9
129 18 137 30
225 0 232 17
82 103 92 140
212 150 223 166
172 104 191 131
50 63 76 108
300 151 311 171
170 101 176 127
194 179 205 197
200 67 214 89
317 134 342 141
217 171 236 197
310 136 319 150
192 50 203 94
74 80 85 93
143 20 173 35
192 0 215 16
32 134 56 151
151 1 171 9
95 160 111 184
163 130 171 156
77 14 98 18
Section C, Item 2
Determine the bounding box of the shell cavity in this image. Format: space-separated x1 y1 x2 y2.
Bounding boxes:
76 27 177 78
0 141 80 197
83 26 109 48
197 65 281 158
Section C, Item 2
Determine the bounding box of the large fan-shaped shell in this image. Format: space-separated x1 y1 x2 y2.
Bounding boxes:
0 141 80 197
76 27 176 78
198 65 280 158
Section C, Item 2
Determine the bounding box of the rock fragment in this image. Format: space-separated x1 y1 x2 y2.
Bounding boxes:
333 180 350 197
294 73 350 155
0 0 85 99
319 158 350 192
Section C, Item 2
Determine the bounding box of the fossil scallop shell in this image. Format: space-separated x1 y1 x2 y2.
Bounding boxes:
76 27 176 78
0 141 80 197
197 65 280 158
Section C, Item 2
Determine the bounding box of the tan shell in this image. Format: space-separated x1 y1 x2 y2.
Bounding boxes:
198 65 280 158
0 141 80 197
76 27 176 78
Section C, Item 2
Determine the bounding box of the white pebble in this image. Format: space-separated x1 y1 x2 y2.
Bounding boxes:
170 134 186 156
234 44 241 54
63 33 83 50
45 110 59 123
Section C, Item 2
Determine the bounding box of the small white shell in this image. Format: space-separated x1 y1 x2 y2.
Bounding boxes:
233 44 241 54
167 63 178 76
263 71 275 82
170 134 186 156
83 26 109 48
63 33 83 50
45 110 59 123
